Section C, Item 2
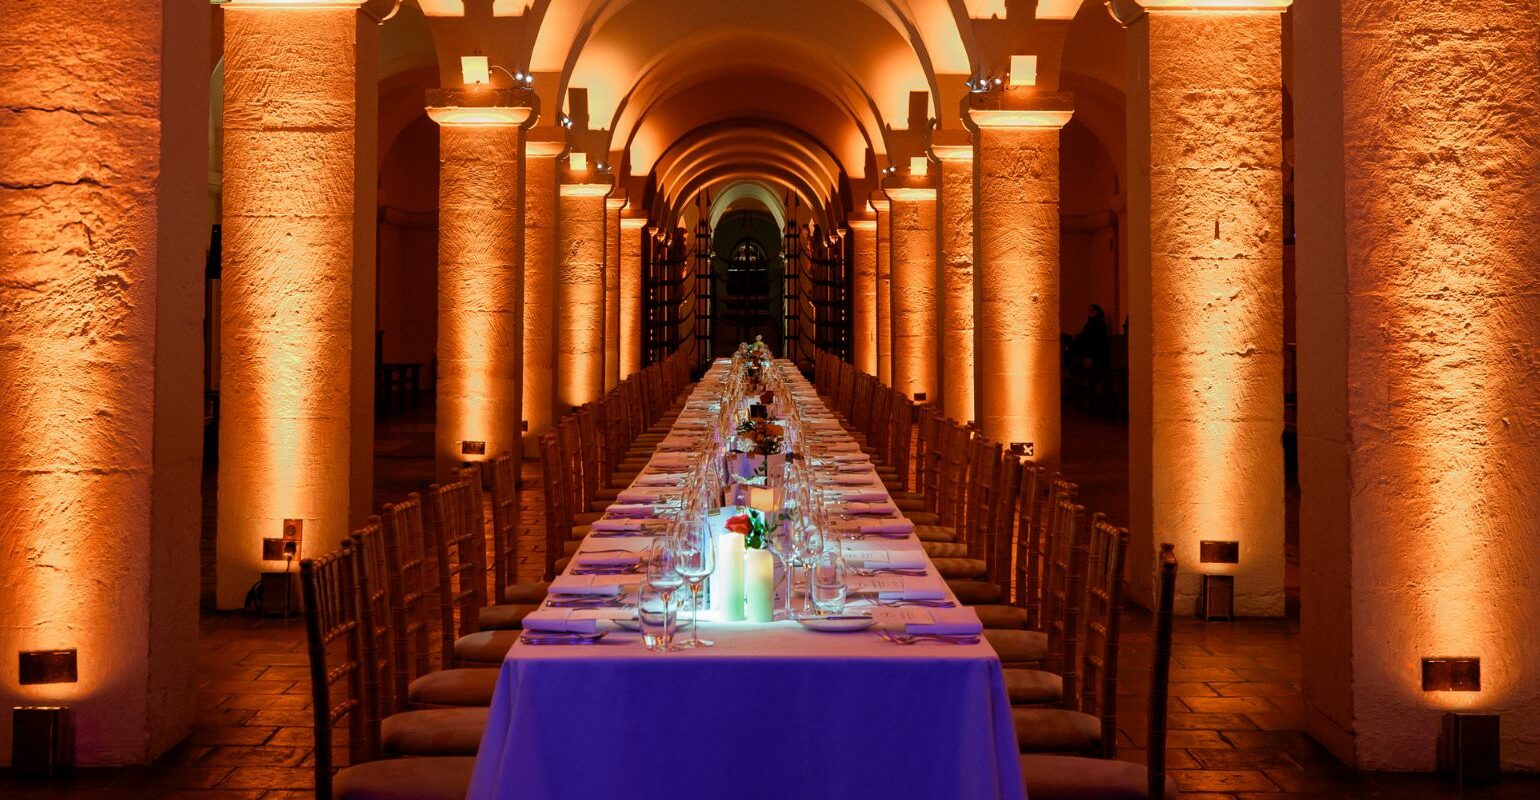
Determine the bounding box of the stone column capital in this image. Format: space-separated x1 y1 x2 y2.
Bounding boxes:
560 181 611 198
605 192 629 211
1113 0 1292 24
965 90 1075 130
848 213 877 231
621 215 648 230
426 88 535 127
527 139 567 157
931 144 974 162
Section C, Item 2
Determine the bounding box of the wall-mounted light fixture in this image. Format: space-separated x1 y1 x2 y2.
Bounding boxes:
19 650 77 685
909 156 929 177
1422 657 1481 692
569 152 588 171
460 55 534 88
1197 575 1234 621
1439 711 1499 784
12 706 72 776
1200 540 1240 564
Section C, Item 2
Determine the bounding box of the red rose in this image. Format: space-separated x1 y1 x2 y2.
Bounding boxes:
725 514 752 535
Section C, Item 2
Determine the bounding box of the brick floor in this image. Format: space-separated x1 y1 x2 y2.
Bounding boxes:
4 402 1538 798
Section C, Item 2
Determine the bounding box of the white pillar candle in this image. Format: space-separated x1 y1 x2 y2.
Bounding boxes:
745 548 775 623
714 532 746 621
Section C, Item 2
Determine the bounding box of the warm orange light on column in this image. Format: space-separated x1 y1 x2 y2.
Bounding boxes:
933 142 976 422
619 215 647 378
1127 2 1285 617
557 179 610 413
522 139 562 455
870 196 893 386
849 215 878 374
604 195 625 391
218 0 376 608
1295 0 1539 769
0 1 206 763
885 183 939 403
969 96 1072 463
427 91 532 479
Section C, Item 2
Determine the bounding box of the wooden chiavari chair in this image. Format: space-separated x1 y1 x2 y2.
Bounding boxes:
1016 545 1177 800
349 523 487 757
300 547 476 800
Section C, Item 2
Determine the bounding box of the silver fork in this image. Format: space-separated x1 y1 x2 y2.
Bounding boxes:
875 630 980 646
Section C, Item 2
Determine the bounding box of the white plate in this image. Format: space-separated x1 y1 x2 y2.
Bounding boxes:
796 615 876 633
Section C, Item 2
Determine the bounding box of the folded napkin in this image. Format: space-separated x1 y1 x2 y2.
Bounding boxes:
590 518 646 532
838 501 899 516
843 548 927 570
849 576 947 601
836 490 889 503
832 453 871 463
576 551 644 567
871 607 983 636
650 453 693 469
857 518 916 535
833 474 878 486
820 440 861 453
616 488 667 504
657 436 701 452
547 574 636 596
635 473 686 487
606 504 656 519
523 608 602 634
806 418 842 429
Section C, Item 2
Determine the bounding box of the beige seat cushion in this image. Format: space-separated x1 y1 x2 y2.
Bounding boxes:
947 579 1004 606
381 707 489 756
923 541 967 558
454 630 519 664
1003 668 1064 706
554 555 571 573
906 511 941 526
1019 755 1177 800
333 756 477 800
503 581 550 605
984 628 1049 664
933 557 988 579
574 511 605 525
407 668 498 707
890 491 925 503
914 525 957 543
974 604 1030 630
476 603 537 631
893 496 930 513
1013 709 1102 755
593 486 622 501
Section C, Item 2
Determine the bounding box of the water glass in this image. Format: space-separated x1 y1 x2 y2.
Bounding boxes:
810 551 848 616
638 583 677 651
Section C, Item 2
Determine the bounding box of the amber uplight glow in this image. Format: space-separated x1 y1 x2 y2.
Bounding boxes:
429 97 530 478
933 143 976 423
522 140 563 454
870 197 893 386
619 215 647 379
885 184 939 403
557 181 611 413
849 216 879 375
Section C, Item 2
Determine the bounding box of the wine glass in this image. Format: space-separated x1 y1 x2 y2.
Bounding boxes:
810 551 848 616
643 542 684 652
674 522 716 648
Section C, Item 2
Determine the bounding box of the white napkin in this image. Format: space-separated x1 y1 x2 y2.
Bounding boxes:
819 440 860 453
576 551 644 567
839 501 899 516
833 474 878 486
591 518 646 532
606 504 656 519
523 608 602 634
616 488 667 504
872 607 983 635
657 436 700 452
635 473 685 487
548 574 636 596
849 576 947 601
650 453 693 469
837 490 889 503
832 453 871 463
843 548 927 570
858 518 916 535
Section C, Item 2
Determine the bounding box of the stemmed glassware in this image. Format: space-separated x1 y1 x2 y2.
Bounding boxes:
641 541 684 652
674 517 716 648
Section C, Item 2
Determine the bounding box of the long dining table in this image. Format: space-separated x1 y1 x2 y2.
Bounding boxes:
469 359 1024 800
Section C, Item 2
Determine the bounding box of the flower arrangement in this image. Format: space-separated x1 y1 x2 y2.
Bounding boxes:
725 508 771 550
736 418 785 456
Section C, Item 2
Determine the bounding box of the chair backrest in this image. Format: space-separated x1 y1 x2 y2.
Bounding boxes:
489 452 519 605
300 547 367 800
1013 464 1044 613
1043 498 1087 688
1079 513 1132 756
962 437 1000 554
887 395 914 489
348 519 394 757
1148 544 1179 799
938 422 973 527
988 455 1024 589
456 464 491 607
380 493 434 696
1033 476 1076 628
538 430 566 580
425 479 483 665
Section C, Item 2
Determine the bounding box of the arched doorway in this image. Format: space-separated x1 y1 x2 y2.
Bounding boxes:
711 209 783 355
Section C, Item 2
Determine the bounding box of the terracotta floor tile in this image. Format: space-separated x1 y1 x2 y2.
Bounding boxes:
1181 696 1280 714
217 767 314 790
1171 770 1281 792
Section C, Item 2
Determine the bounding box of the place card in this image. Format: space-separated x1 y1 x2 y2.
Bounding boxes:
842 548 927 570
548 574 638 596
871 607 982 635
848 576 946 601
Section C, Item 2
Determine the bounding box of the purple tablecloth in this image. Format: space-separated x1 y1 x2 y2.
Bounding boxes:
469 361 1025 799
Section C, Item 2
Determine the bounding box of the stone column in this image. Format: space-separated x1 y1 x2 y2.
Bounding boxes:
967 95 1072 462
217 0 380 608
870 196 893 385
604 194 625 390
427 90 532 479
1296 0 1540 769
934 141 976 422
885 181 939 404
619 214 646 379
849 214 878 374
0 0 206 764
557 176 610 414
1120 0 1287 616
522 138 562 454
